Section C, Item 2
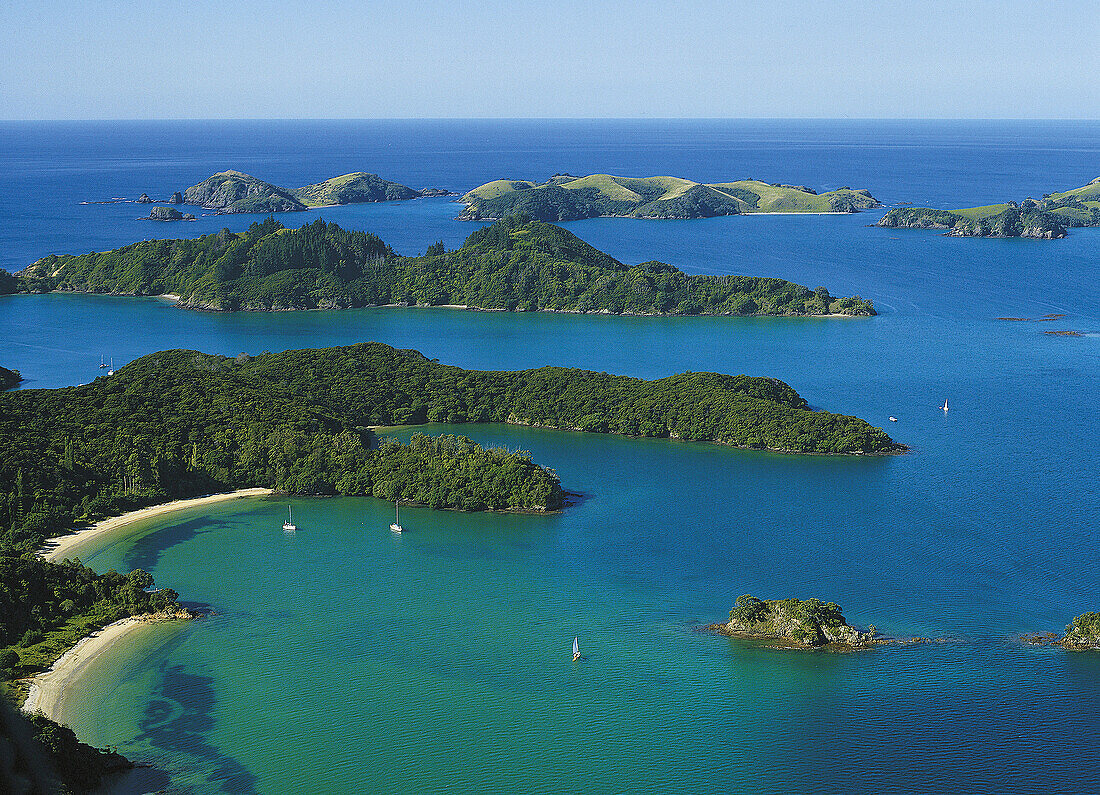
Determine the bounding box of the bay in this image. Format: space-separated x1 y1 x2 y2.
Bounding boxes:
1 120 1097 793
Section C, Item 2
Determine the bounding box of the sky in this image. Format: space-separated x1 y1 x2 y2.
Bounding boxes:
2 0 1099 120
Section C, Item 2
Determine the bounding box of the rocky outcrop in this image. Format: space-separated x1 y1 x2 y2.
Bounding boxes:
183 170 307 213
144 206 195 221
709 595 876 648
418 187 455 197
136 193 152 203
169 191 183 204
1060 612 1100 650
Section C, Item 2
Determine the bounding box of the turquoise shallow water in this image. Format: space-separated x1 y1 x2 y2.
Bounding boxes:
0 120 1098 793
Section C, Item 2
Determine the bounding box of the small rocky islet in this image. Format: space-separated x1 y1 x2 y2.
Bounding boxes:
706 595 878 650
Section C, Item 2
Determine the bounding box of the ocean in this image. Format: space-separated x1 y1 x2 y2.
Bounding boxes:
0 120 1097 793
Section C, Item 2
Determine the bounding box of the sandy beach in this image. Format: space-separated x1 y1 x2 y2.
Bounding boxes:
41 488 272 562
21 616 174 721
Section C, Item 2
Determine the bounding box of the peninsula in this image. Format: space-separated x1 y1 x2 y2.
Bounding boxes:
17 215 876 316
181 169 453 213
0 342 900 553
877 177 1100 238
459 174 881 221
708 595 876 649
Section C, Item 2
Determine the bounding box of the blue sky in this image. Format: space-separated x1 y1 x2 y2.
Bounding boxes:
2 0 1098 119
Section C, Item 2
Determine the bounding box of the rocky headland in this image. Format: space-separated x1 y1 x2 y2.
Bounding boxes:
1024 612 1100 650
143 206 195 221
877 177 1100 238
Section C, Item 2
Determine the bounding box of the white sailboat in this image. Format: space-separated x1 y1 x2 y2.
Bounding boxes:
572 636 580 662
282 506 296 532
942 398 949 412
107 357 115 376
390 501 403 534
99 355 107 369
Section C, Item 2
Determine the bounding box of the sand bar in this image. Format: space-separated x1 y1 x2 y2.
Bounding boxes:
22 617 153 721
41 488 272 562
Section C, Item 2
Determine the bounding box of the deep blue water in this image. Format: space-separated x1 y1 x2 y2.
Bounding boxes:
0 121 1098 794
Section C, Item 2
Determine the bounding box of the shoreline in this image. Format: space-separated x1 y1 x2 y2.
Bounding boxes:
21 615 184 722
41 487 272 562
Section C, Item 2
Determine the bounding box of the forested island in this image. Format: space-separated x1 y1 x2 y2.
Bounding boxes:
708 595 876 649
17 215 876 316
181 170 452 213
0 341 899 552
877 177 1100 238
459 174 881 221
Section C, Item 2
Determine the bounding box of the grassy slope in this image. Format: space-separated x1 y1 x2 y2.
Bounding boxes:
462 175 877 216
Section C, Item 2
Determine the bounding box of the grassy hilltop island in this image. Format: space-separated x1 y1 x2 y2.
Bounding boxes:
18 216 876 316
458 174 882 221
182 169 454 214
877 177 1100 238
708 595 876 649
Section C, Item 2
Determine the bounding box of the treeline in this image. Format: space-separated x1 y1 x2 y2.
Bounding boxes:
0 342 898 551
19 215 875 316
0 560 177 659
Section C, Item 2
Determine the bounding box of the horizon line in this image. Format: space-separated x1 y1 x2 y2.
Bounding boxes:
2 116 1100 123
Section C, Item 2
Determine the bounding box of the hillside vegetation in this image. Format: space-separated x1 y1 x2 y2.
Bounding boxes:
459 174 880 221
18 216 876 316
182 170 446 213
877 177 1100 238
0 342 899 553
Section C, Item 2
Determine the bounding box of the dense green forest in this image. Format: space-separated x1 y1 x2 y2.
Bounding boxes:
459 174 881 221
19 215 876 316
0 341 897 552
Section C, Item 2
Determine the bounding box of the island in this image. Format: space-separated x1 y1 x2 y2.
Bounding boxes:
1062 612 1100 649
142 206 195 221
0 366 21 391
458 174 881 221
707 594 876 649
181 169 454 213
877 177 1100 238
17 215 877 316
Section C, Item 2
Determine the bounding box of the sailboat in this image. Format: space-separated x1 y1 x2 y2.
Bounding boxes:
282 506 296 532
390 501 403 534
942 398 949 412
572 637 581 662
107 357 115 376
99 355 107 369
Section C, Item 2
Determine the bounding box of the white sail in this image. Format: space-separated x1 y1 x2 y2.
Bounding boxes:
942 398 949 412
573 637 579 657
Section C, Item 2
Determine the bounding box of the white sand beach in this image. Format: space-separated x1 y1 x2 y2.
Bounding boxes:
41 488 272 562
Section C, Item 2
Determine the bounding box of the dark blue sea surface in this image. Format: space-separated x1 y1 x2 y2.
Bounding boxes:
0 121 1097 794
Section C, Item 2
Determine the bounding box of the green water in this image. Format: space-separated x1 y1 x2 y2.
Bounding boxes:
67 425 1100 794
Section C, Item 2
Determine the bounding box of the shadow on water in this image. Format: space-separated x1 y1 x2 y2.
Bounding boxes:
131 663 259 795
120 517 217 573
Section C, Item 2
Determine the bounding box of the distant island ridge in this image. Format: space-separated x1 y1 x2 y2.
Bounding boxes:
179 169 454 214
877 177 1100 238
458 174 882 221
16 215 876 316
